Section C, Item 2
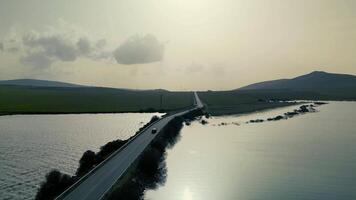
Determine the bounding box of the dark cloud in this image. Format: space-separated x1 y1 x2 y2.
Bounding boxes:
20 52 52 68
23 34 77 61
113 34 164 65
0 39 21 53
7 47 20 53
10 32 109 67
76 37 91 55
95 39 106 49
4 27 163 68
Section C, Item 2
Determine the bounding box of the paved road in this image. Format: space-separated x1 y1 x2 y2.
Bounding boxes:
57 92 203 200
194 91 203 108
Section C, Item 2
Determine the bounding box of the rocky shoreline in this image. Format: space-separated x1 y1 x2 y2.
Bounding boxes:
247 102 328 124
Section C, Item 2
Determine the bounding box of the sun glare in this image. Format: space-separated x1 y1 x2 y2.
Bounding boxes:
183 187 193 200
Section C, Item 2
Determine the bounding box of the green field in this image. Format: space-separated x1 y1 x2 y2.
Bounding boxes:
0 85 194 115
198 90 296 116
198 89 356 116
1 84 355 116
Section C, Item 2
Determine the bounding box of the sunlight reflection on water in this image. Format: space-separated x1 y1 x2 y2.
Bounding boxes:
145 102 356 200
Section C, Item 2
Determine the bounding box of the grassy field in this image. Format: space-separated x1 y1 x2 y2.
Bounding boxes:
0 85 194 115
198 90 296 116
1 84 355 116
198 89 356 116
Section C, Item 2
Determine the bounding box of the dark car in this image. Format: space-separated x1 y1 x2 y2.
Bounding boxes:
151 128 157 134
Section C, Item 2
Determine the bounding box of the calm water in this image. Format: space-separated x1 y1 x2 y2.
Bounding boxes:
0 113 161 200
145 102 356 200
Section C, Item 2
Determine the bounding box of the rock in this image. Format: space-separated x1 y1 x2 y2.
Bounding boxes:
267 115 284 121
200 119 208 125
285 111 298 117
249 119 264 123
299 105 309 113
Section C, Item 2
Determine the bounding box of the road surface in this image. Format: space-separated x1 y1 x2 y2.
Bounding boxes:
57 92 203 200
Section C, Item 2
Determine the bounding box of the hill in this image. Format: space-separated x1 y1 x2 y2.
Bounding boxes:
238 71 356 90
0 79 85 88
198 71 356 115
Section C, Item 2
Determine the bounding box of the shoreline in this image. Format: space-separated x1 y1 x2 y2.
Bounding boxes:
0 100 337 117
0 107 195 116
206 100 349 117
0 110 166 116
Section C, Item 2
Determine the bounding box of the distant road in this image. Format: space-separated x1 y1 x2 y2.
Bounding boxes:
56 92 203 200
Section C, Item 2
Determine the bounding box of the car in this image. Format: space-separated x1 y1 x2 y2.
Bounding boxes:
151 128 157 134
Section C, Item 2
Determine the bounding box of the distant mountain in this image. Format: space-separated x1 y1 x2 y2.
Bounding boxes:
0 79 85 87
238 71 356 91
0 79 165 91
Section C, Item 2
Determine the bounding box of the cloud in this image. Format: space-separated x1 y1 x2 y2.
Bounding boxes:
10 31 109 67
95 39 106 49
23 33 77 62
20 52 52 68
113 34 164 65
7 47 20 53
1 22 110 68
3 23 164 68
0 41 19 52
76 37 91 55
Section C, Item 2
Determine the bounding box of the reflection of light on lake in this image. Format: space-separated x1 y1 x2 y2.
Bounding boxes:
146 102 356 200
183 187 193 200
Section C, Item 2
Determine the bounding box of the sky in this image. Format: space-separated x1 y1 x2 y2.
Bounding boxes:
0 0 356 90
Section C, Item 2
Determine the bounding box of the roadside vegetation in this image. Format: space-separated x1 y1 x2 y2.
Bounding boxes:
35 170 75 200
0 85 193 115
35 108 203 200
35 115 161 200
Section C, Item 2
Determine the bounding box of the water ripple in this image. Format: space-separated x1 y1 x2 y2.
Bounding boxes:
0 113 161 200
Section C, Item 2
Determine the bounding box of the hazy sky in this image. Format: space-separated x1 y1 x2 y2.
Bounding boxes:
0 0 356 90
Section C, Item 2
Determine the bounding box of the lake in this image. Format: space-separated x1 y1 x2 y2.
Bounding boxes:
0 113 161 200
145 102 356 200
1 102 355 200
